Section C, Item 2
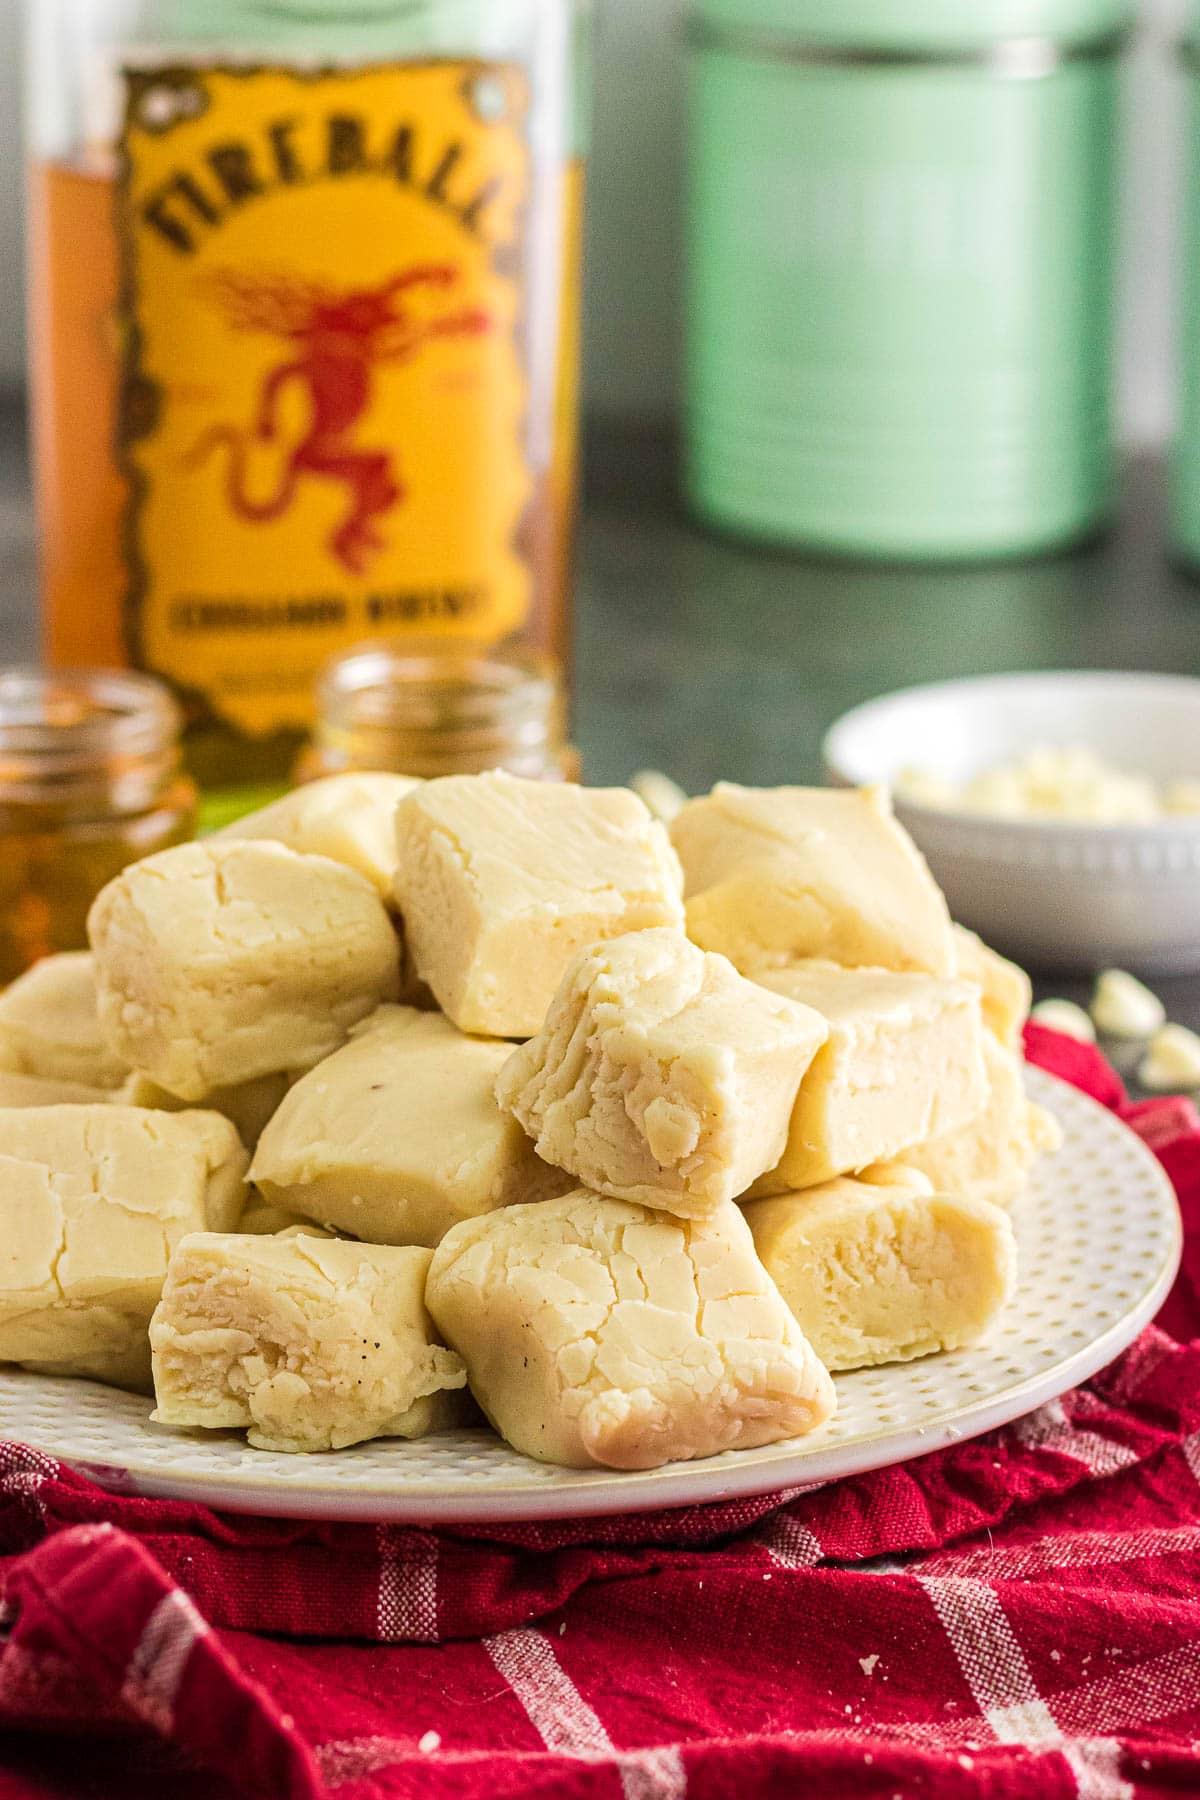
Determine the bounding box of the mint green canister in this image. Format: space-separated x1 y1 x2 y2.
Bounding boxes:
684 0 1131 560
1172 10 1200 566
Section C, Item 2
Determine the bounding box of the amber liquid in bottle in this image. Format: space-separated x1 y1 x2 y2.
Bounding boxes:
29 149 584 795
29 160 127 672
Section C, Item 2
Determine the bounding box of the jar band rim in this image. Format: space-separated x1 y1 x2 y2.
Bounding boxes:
686 20 1129 72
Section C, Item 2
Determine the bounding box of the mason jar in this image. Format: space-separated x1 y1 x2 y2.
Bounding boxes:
684 0 1131 561
0 669 196 983
299 638 579 780
26 0 590 800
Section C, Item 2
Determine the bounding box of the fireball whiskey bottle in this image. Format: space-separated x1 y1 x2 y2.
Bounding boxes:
27 0 589 803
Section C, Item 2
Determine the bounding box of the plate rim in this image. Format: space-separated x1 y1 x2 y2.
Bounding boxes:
3 1068 1183 1525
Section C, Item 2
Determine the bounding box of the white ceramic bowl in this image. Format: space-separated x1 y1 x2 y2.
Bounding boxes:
823 672 1200 974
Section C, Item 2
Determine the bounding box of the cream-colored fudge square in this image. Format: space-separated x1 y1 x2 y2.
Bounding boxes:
743 1173 1017 1372
496 929 828 1216
882 1031 1062 1211
251 1005 567 1247
0 1105 247 1391
236 1197 330 1236
749 963 988 1193
214 773 420 899
671 784 954 977
0 952 128 1089
150 1233 465 1452
0 1071 114 1108
88 839 402 1100
115 1070 288 1152
953 925 1032 1050
392 771 685 1037
426 1188 835 1469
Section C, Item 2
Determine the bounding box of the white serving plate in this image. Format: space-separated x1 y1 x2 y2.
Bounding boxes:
0 1071 1179 1525
823 671 1200 973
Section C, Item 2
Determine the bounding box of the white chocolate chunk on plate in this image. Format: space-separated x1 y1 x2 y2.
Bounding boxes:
883 1032 1060 1211
426 1188 835 1469
496 928 828 1217
213 772 420 898
1029 999 1095 1043
0 1105 247 1392
671 783 955 978
0 952 128 1089
392 770 684 1037
1138 1024 1200 1093
88 839 402 1100
1090 969 1166 1040
150 1233 465 1452
952 925 1032 1050
251 1005 568 1247
748 963 987 1193
743 1175 1017 1372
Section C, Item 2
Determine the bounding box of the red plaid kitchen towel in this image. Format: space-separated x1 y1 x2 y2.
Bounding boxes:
3 1024 1200 1800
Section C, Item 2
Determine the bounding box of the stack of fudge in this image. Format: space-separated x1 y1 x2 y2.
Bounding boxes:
0 772 1056 1470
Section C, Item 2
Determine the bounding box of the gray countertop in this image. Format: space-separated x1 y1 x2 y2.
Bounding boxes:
3 399 1199 1036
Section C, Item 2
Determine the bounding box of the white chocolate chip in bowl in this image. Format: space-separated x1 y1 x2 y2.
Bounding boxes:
824 672 1200 973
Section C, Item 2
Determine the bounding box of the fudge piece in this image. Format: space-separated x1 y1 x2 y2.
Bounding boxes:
497 929 828 1216
238 1196 334 1236
0 1106 247 1391
251 1006 567 1247
392 771 684 1037
0 1071 113 1108
882 1031 1061 1210
0 952 128 1089
116 1070 288 1152
150 1233 465 1452
953 925 1031 1050
426 1188 835 1469
89 840 401 1100
671 784 954 977
749 963 987 1193
214 773 419 899
744 1171 1017 1372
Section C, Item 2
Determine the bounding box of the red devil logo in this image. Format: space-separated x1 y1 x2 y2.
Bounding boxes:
187 267 490 575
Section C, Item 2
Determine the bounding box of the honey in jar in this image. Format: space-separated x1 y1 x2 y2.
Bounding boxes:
0 669 197 984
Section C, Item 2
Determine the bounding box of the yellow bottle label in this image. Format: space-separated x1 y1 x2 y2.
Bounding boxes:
118 61 533 740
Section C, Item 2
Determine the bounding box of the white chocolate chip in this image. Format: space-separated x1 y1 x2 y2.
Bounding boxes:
1164 780 1200 815
1138 1024 1200 1093
631 769 688 824
1030 999 1095 1043
1090 970 1166 1040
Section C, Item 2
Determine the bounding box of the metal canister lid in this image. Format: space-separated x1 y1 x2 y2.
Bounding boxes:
691 0 1133 56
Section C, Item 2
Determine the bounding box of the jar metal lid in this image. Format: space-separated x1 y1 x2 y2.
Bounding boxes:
0 667 186 809
689 0 1133 59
